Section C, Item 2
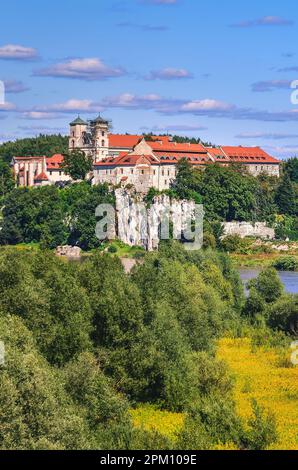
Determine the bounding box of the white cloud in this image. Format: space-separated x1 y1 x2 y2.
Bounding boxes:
231 16 294 28
0 44 38 60
236 132 298 140
141 124 207 132
145 68 193 80
21 112 63 120
4 80 30 93
0 101 16 111
23 99 104 118
181 99 234 112
251 80 291 92
34 58 126 81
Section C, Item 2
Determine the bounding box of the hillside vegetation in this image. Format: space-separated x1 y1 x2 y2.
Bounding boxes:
0 241 297 449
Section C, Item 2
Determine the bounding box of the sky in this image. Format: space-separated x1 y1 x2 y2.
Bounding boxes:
1 0 298 158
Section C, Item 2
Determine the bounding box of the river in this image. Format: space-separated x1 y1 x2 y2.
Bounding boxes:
239 268 298 295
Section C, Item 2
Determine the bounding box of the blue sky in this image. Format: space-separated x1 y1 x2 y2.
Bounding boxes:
1 0 298 158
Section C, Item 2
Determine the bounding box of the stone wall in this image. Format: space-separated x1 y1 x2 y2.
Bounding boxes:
222 221 275 239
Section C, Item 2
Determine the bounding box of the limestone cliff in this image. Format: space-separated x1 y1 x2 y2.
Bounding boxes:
115 188 197 251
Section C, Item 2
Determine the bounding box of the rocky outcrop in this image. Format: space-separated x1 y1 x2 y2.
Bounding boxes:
222 221 275 240
55 245 82 258
115 188 198 251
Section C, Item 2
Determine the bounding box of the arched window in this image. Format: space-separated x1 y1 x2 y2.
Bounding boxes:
72 140 75 148
102 140 105 147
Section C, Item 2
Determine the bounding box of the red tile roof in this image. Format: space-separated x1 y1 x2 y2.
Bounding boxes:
109 134 142 148
108 134 173 148
94 154 157 167
94 152 210 167
148 141 207 153
46 154 64 169
34 171 49 181
221 146 280 164
206 147 229 161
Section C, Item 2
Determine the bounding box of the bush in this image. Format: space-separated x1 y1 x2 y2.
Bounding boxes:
273 256 298 271
108 244 118 253
203 232 216 250
248 267 284 304
221 235 243 253
242 400 278 450
267 295 298 334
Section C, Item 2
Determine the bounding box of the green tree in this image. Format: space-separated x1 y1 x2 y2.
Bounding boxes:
0 160 14 197
275 174 297 216
267 294 298 334
284 157 298 183
0 134 68 164
0 186 67 248
0 251 93 366
62 149 93 181
0 315 91 449
248 267 284 304
171 158 202 202
68 183 115 250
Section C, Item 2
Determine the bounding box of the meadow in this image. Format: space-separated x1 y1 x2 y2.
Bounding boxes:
132 338 298 450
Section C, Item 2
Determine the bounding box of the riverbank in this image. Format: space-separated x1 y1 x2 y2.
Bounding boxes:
231 252 298 269
1 242 298 271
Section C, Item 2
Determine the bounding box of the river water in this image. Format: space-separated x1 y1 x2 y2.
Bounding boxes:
239 268 298 295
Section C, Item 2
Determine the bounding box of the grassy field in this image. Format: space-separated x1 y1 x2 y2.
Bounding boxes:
131 338 298 450
217 338 298 450
230 252 298 268
131 405 184 440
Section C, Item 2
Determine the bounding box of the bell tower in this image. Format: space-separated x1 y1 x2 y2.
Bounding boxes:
69 116 88 151
90 114 110 162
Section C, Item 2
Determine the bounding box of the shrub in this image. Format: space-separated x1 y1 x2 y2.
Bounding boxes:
242 400 278 450
273 256 298 271
221 235 243 253
248 267 284 304
108 244 118 253
203 232 216 250
267 295 298 334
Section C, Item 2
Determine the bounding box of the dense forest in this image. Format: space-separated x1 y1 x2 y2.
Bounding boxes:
1 242 294 450
0 134 68 163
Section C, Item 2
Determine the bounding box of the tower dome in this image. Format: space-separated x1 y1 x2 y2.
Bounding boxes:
69 115 88 126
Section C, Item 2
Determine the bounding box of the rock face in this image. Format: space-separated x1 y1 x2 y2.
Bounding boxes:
222 221 275 240
55 245 82 258
115 188 198 251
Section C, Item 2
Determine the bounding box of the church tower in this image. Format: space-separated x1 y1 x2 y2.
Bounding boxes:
69 116 88 151
90 114 110 161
